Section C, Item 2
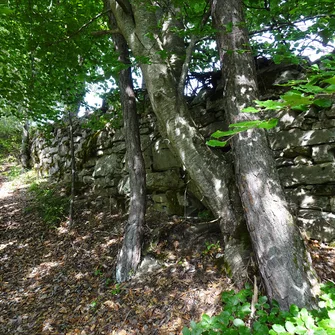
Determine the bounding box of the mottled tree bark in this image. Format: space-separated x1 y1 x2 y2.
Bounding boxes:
106 0 252 286
211 0 319 309
104 1 147 282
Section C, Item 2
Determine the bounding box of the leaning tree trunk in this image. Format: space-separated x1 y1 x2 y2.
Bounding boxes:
211 0 319 309
104 2 147 282
106 0 252 286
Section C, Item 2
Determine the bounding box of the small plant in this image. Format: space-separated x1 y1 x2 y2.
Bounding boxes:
5 165 22 180
183 281 335 335
93 268 103 277
26 181 69 227
202 241 221 256
111 283 122 296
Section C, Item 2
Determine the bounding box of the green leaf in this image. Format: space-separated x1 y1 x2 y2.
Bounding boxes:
229 120 261 128
324 85 335 93
285 321 296 333
323 76 335 85
182 327 191 335
313 98 333 108
281 92 313 107
257 118 278 130
242 106 259 113
233 318 245 327
206 139 228 147
211 129 238 138
272 324 287 333
255 99 286 110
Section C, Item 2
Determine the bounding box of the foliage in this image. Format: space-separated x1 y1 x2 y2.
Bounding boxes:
244 0 335 62
208 54 335 148
26 181 69 227
183 281 335 335
0 115 23 159
202 241 221 256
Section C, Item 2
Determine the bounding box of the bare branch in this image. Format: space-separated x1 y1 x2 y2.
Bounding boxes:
178 35 197 96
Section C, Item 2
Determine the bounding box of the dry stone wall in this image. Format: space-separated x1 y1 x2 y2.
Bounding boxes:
31 71 335 243
268 100 335 243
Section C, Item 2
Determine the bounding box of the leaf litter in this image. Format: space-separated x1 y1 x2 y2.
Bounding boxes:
0 167 334 334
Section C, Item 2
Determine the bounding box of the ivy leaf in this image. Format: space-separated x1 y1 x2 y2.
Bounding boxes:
206 139 228 147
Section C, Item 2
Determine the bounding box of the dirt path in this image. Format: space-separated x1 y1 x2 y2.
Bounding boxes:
1 167 334 335
0 169 231 335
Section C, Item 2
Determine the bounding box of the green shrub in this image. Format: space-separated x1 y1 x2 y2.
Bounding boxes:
183 282 335 335
0 115 22 159
26 181 69 227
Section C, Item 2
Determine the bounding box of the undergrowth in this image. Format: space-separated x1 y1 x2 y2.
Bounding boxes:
183 281 335 335
25 180 69 227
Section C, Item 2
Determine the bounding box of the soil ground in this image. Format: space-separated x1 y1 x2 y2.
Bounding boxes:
1 164 334 335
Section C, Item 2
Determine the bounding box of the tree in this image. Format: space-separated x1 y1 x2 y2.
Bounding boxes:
2 0 334 309
104 0 147 282
105 0 252 286
211 0 319 310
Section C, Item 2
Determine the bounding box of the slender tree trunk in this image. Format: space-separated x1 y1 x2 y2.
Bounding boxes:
106 0 252 286
20 120 31 169
67 107 76 227
211 0 319 309
104 1 147 282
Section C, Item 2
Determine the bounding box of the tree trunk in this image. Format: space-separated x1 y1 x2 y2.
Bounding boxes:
106 0 252 286
211 0 319 309
67 107 76 227
104 1 147 282
20 120 31 169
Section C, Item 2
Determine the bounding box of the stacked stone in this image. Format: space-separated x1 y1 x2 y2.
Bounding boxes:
269 101 335 242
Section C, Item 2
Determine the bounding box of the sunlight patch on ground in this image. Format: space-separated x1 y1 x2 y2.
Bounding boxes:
0 240 16 251
27 261 61 280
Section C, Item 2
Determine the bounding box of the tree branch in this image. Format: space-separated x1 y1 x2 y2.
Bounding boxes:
45 9 112 46
250 14 335 36
178 35 197 96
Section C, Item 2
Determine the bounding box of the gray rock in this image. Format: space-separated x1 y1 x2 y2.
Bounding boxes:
152 139 180 171
279 163 335 187
146 170 184 192
269 128 335 150
312 144 335 163
93 154 121 177
297 209 335 242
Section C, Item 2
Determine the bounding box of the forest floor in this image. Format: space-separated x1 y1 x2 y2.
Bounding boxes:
1 163 335 335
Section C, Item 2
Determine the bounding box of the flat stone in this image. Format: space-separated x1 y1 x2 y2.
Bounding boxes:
297 209 335 242
278 162 335 187
93 154 121 177
152 139 180 171
282 146 311 158
285 188 330 211
146 170 184 192
269 128 335 150
312 144 335 163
